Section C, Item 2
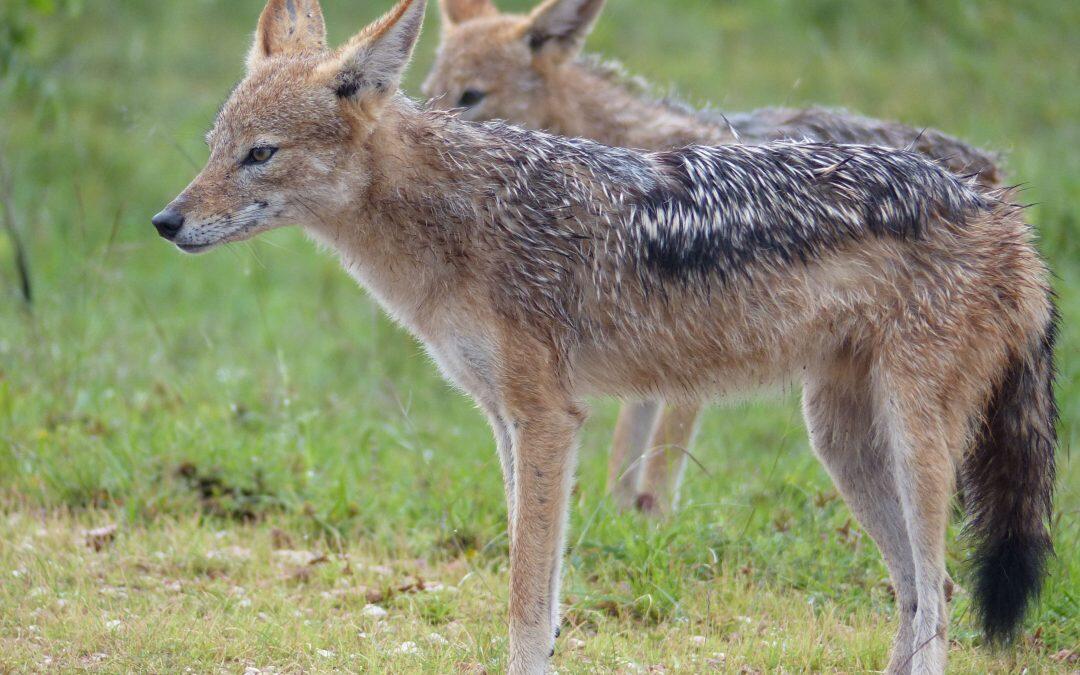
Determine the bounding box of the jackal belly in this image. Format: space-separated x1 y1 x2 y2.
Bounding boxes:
570 251 876 401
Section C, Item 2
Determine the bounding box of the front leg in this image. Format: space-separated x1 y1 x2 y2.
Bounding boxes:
634 402 701 516
607 400 660 509
504 396 584 674
482 406 517 541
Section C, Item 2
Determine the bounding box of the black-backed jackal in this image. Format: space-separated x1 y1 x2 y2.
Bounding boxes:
153 1 1056 672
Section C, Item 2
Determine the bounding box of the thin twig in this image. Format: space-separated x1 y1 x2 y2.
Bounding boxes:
0 152 33 306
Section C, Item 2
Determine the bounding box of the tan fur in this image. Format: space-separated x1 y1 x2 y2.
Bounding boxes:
633 401 700 515
426 7 729 148
440 0 498 24
424 0 1002 182
249 0 327 70
154 2 1053 672
606 400 657 509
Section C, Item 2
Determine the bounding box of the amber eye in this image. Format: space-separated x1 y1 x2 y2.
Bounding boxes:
457 89 487 108
244 146 277 165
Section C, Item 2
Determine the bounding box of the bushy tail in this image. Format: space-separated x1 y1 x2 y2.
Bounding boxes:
962 305 1058 643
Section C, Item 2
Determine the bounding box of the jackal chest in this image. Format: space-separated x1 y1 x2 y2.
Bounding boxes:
422 329 503 407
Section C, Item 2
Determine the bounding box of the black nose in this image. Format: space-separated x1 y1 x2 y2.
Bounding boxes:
152 208 185 240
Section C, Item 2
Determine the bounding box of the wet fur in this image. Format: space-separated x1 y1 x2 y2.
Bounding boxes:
158 1 1056 672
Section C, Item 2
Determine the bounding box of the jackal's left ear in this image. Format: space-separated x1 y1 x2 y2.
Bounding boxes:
525 0 604 61
248 0 327 70
439 0 497 26
324 0 426 104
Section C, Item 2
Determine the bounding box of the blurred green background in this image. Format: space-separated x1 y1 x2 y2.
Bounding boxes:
1 0 1077 663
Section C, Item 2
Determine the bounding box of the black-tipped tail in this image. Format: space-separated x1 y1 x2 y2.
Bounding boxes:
962 306 1058 643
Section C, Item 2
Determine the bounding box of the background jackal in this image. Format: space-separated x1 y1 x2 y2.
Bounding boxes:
424 0 1008 518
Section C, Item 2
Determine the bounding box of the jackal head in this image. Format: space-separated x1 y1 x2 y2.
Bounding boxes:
422 0 604 126
152 0 426 252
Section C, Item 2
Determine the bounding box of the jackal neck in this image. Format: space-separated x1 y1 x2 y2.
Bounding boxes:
547 58 735 151
302 98 495 335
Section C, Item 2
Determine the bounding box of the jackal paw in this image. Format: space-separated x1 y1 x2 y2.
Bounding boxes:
634 492 657 514
548 626 561 657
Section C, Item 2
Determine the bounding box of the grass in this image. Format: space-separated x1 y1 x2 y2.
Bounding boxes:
0 509 1068 673
0 0 1077 671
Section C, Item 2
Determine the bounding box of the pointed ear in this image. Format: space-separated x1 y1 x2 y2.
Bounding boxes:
248 0 327 69
525 0 604 60
325 0 426 103
439 0 497 26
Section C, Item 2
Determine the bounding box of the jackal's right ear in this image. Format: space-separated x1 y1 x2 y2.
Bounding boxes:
323 0 426 106
525 0 604 61
248 0 327 70
438 0 497 26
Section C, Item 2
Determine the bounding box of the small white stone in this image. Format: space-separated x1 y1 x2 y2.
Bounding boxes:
206 546 251 561
361 604 388 618
272 549 320 566
396 641 419 655
426 632 448 645
316 649 335 658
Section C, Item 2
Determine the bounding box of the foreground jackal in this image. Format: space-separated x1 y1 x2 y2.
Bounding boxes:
424 0 1008 517
152 1 1056 672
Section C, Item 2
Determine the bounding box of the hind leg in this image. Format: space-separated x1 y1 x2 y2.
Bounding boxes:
803 360 920 674
635 402 701 516
875 366 962 675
